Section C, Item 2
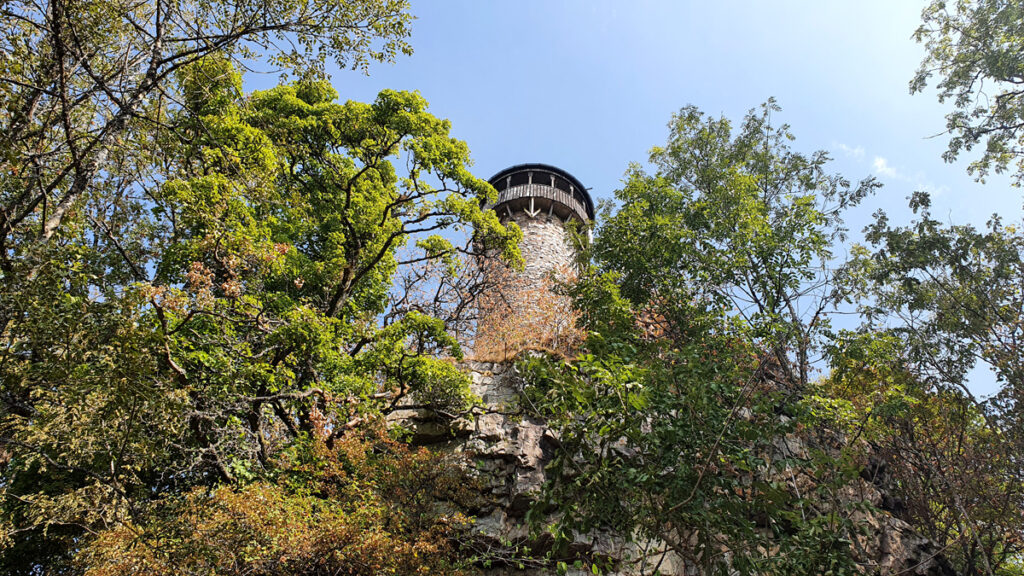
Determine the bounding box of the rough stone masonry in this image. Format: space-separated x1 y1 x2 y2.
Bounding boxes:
474 164 590 360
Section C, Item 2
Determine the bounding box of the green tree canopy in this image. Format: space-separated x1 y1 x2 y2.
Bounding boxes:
0 0 413 263
596 99 878 388
521 101 878 575
0 56 520 573
912 0 1024 183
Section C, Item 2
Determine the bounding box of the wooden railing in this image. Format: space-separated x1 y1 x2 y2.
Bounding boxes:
485 184 589 222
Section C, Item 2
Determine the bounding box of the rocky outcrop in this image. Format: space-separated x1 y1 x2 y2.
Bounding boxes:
405 360 954 575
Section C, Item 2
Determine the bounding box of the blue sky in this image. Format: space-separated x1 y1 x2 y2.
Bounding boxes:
248 1 1018 394
260 0 1019 222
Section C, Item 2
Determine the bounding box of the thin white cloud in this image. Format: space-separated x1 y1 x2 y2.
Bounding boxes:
871 156 947 196
915 181 949 197
835 142 864 160
872 156 900 179
834 143 946 197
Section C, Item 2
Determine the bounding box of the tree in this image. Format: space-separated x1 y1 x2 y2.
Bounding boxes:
0 0 413 265
838 192 1024 574
853 192 1024 400
912 0 1024 184
595 99 878 388
523 298 866 575
822 338 1024 576
0 57 520 572
520 102 878 575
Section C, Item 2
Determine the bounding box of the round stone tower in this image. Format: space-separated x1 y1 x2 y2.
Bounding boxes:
474 163 594 360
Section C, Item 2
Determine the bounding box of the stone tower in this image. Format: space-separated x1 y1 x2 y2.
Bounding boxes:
474 163 594 359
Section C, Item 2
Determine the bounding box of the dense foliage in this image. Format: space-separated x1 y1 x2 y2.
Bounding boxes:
3 1 1024 574
822 332 1024 575
517 98 1024 574
913 0 1024 184
0 19 520 570
78 425 478 576
522 102 879 575
0 0 413 255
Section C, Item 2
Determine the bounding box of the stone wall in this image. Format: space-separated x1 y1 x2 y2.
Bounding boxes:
416 361 688 576
475 212 582 360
